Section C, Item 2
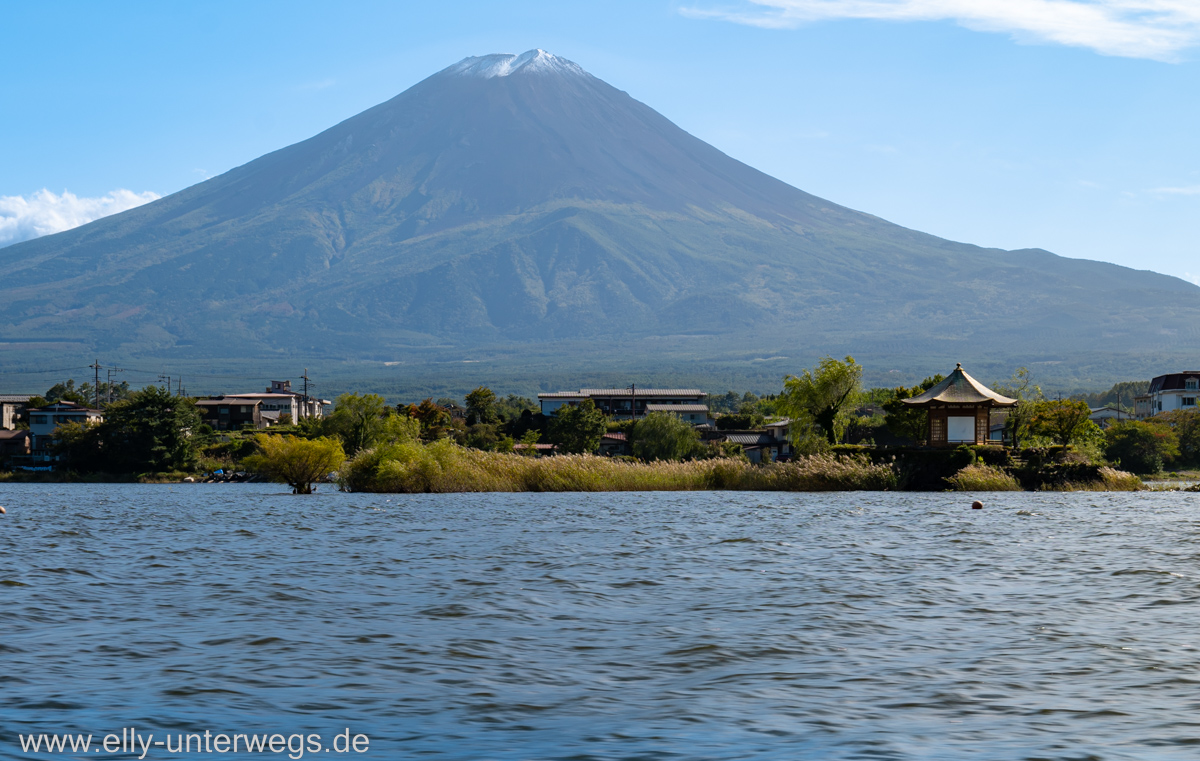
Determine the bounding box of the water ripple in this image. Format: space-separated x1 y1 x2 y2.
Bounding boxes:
3 484 1200 759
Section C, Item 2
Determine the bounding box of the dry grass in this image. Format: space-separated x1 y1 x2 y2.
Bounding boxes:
946 464 1021 492
1038 467 1144 492
339 442 897 493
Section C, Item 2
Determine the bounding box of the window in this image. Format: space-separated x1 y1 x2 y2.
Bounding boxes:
1184 397 1196 407
1187 378 1199 391
240 406 249 413
930 417 946 442
31 415 47 425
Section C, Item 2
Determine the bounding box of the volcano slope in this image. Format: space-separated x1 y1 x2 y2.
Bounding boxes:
2 49 1197 387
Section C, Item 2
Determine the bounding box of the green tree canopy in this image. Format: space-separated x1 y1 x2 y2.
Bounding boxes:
1158 410 1200 467
780 356 863 444
1029 399 1098 447
465 386 498 425
882 374 945 442
714 411 765 430
630 411 704 462
548 399 608 454
54 385 202 472
326 393 391 454
1104 420 1178 474
244 435 346 494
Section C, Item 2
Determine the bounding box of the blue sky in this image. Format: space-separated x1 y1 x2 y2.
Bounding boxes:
3 0 1199 284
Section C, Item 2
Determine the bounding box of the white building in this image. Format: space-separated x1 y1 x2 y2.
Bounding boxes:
27 401 104 455
219 380 330 424
1134 372 1200 418
1 394 33 430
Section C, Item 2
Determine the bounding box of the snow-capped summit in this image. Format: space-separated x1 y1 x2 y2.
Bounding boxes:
445 49 587 79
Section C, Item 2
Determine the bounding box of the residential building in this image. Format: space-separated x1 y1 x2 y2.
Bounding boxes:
1088 405 1128 429
27 402 104 457
644 403 712 425
1 394 33 430
702 420 792 463
538 387 706 419
0 429 32 464
1135 372 1200 418
218 380 330 423
598 431 630 457
196 399 264 431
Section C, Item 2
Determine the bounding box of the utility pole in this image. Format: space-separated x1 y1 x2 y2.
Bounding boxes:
302 368 310 419
177 377 182 397
159 374 171 394
91 359 101 409
629 383 637 421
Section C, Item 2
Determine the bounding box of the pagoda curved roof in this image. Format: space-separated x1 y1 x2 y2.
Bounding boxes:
901 364 1017 407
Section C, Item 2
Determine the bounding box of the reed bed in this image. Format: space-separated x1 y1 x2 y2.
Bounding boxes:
946 464 1022 492
338 442 897 493
1039 467 1144 492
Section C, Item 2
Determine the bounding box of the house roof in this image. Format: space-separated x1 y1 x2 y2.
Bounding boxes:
221 393 298 400
196 399 261 407
0 429 31 441
1148 372 1200 393
723 433 777 445
901 364 1017 407
0 394 34 403
33 402 103 414
644 404 709 413
539 388 704 399
601 431 628 441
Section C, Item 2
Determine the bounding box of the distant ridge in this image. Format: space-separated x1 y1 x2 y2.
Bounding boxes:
1 49 1198 388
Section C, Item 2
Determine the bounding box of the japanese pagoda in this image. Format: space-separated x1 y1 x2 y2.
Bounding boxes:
901 363 1017 446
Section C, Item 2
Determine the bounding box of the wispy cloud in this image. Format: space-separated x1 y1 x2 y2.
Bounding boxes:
1149 184 1200 194
682 1 1200 60
0 188 159 247
1185 272 1200 285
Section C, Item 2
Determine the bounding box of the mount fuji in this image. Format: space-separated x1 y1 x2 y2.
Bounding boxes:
2 49 1198 387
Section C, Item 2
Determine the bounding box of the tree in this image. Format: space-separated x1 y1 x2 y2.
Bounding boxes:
99 386 203 472
1159 410 1200 467
495 394 537 423
244 435 346 494
780 356 863 444
1104 420 1178 474
465 386 498 425
995 367 1043 449
404 398 453 441
630 411 704 462
715 412 764 430
547 399 608 454
43 379 92 406
1029 399 1098 447
517 429 542 456
882 374 945 442
326 393 390 454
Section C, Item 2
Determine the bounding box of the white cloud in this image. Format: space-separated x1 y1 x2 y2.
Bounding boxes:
682 0 1200 60
1185 272 1200 285
1150 184 1200 194
0 188 159 247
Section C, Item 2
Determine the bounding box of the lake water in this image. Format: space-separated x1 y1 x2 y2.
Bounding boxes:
4 484 1200 760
